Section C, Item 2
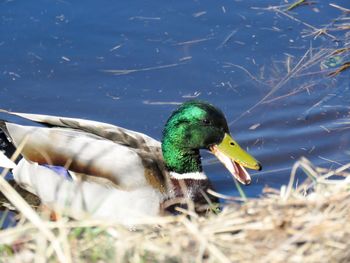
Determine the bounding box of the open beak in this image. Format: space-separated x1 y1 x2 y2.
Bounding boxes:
209 133 261 185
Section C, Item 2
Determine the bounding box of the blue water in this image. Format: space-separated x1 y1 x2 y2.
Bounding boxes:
1 0 349 202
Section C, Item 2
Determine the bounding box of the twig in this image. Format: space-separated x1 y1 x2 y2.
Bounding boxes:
216 30 238 49
275 9 336 39
262 83 316 104
223 63 270 87
102 62 186 76
229 48 310 126
206 189 246 201
285 0 307 11
328 62 350 77
174 37 213 46
329 3 350 13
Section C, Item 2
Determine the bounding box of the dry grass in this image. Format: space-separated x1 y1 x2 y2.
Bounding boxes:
0 157 349 263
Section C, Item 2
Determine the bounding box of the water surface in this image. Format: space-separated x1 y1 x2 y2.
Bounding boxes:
1 0 349 199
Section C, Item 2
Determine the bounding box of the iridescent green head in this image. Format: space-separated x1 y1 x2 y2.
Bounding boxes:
162 100 261 184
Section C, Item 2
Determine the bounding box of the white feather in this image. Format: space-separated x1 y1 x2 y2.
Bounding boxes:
169 171 207 180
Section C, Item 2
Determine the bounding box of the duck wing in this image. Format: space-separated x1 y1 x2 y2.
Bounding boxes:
3 122 151 188
0 110 168 191
1 110 160 149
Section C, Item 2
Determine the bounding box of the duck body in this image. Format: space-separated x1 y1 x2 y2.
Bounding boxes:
0 101 261 223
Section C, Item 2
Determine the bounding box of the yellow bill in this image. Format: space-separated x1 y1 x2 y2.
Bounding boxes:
209 133 261 185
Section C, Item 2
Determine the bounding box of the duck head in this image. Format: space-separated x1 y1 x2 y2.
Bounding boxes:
161 100 261 185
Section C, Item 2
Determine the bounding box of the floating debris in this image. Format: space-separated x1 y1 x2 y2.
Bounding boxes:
61 56 71 62
129 16 161 21
143 100 182 105
192 11 207 18
249 123 261 130
102 62 185 76
285 0 314 12
182 91 201 98
216 29 237 49
321 55 343 69
109 44 122 52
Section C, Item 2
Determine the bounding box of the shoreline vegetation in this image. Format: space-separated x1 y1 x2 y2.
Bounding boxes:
0 158 350 262
0 2 349 263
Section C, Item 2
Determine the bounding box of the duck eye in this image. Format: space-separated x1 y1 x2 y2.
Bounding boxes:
202 119 211 125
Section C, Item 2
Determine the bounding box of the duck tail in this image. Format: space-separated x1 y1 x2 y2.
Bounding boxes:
0 120 16 160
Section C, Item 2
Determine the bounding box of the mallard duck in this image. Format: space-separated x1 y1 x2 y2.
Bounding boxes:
0 101 261 224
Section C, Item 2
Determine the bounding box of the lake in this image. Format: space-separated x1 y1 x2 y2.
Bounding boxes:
0 0 349 204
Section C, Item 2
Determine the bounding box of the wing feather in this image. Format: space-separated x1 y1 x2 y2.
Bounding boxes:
2 111 160 149
5 123 148 189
